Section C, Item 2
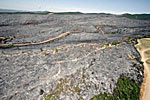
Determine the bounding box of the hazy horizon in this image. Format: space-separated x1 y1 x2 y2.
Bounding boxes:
0 0 150 14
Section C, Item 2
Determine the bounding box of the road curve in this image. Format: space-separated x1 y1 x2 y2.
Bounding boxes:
0 31 81 47
136 39 150 100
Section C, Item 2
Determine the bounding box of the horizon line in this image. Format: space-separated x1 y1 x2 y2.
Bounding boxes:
0 8 150 15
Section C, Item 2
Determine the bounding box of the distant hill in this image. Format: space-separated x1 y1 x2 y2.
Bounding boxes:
54 12 83 14
1 9 149 20
85 13 112 15
0 8 50 14
0 9 111 15
54 12 113 15
0 9 114 16
0 8 24 12
121 13 150 20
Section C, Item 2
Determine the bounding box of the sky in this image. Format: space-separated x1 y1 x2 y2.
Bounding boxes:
0 0 150 14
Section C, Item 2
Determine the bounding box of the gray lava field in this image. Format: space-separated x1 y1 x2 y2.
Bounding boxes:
0 14 150 100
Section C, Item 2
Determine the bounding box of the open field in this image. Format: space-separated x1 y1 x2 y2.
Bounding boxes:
0 14 150 100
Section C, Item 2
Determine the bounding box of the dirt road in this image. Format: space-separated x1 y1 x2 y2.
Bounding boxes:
136 39 150 100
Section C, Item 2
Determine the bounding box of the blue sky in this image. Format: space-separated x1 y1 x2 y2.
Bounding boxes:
0 0 150 14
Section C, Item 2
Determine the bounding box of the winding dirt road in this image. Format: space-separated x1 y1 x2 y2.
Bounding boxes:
136 39 150 100
0 31 81 47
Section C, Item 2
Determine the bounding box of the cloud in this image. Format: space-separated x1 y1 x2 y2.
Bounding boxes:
49 7 101 13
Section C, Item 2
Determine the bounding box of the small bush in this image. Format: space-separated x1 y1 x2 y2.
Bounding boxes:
0 44 14 48
91 76 140 100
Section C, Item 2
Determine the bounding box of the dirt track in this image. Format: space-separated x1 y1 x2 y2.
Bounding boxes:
136 39 150 100
0 31 81 47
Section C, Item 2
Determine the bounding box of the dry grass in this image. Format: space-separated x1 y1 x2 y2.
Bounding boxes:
25 20 39 24
128 56 136 60
139 39 150 49
144 50 150 58
146 59 150 64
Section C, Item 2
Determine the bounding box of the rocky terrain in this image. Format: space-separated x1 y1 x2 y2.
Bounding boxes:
0 14 150 100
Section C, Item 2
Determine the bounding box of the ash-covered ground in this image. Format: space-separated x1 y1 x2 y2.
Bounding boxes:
0 14 150 100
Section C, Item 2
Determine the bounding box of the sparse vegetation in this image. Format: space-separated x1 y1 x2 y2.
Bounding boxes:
54 12 83 14
91 76 140 100
139 39 150 49
111 42 121 46
0 11 51 15
55 48 58 53
136 38 150 51
0 44 14 48
43 78 82 100
101 42 120 47
145 50 150 55
43 52 49 56
0 37 6 44
124 37 138 44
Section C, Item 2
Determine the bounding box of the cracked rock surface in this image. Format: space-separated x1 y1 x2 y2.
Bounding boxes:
0 14 150 100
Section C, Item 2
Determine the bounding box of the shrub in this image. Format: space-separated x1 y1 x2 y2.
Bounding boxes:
91 76 140 100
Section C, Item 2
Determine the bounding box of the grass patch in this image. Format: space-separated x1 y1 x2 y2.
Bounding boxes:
144 50 150 58
145 50 150 55
139 39 150 49
136 38 150 51
91 76 140 100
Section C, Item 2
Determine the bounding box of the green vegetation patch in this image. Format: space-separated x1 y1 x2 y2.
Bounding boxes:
85 13 112 15
91 76 140 100
54 12 83 14
124 37 138 44
111 42 121 46
0 44 14 48
121 13 150 20
92 93 114 100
